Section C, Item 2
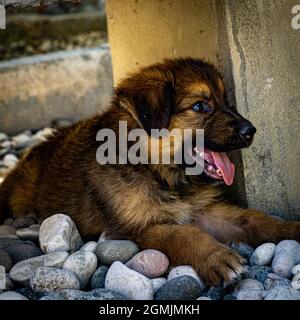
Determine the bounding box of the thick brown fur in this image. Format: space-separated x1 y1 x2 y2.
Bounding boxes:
1 58 300 285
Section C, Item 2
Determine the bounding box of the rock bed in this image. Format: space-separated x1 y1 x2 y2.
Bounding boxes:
0 119 72 181
1 128 300 300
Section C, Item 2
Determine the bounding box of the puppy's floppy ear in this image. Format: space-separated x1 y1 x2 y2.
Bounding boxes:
116 70 176 134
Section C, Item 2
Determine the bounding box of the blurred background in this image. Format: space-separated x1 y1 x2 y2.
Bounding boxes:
1 0 107 61
0 0 112 135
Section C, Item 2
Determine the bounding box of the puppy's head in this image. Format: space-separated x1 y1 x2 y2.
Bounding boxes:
115 58 256 185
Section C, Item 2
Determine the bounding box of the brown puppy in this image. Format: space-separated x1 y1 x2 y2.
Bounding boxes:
0 58 300 285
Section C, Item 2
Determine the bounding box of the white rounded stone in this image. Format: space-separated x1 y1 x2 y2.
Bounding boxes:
10 251 69 285
250 243 276 266
0 291 28 300
80 241 98 253
167 265 205 291
105 261 153 300
30 267 80 292
151 277 167 294
39 214 83 253
63 251 98 289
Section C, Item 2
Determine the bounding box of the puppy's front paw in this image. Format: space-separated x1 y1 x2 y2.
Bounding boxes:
199 245 246 286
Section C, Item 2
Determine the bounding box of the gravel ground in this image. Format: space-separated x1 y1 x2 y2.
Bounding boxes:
1 125 300 300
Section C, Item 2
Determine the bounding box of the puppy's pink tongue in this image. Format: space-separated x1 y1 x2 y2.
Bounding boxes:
211 152 235 186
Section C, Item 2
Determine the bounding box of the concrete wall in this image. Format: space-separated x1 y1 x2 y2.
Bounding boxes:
106 0 220 84
224 0 300 219
106 0 300 218
0 46 113 134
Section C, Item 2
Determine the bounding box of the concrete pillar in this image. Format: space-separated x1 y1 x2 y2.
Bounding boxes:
225 0 300 219
106 0 300 219
106 0 220 84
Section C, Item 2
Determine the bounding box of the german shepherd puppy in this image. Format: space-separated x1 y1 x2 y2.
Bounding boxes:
1 58 299 285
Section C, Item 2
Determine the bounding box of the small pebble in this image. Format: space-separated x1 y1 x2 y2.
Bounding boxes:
0 249 13 271
126 249 169 278
272 252 295 278
40 290 86 300
236 289 266 300
0 239 26 249
10 251 69 285
40 288 126 300
197 296 212 300
32 128 54 142
151 277 167 294
96 240 139 265
4 274 14 291
237 279 264 291
291 280 300 290
5 242 42 263
155 275 202 300
2 154 18 168
264 286 300 300
88 288 127 300
15 288 46 300
0 225 17 238
243 266 272 283
250 243 276 266
105 261 153 300
63 251 98 289
264 273 291 290
39 296 56 300
0 266 5 290
0 291 28 300
39 214 83 253
272 240 300 278
292 264 300 276
205 286 224 301
0 234 18 240
13 217 37 229
80 241 98 253
3 218 13 226
167 265 204 290
292 273 300 281
16 224 40 241
11 133 33 149
0 149 9 159
30 267 80 292
1 140 11 149
51 118 74 128
0 133 8 142
91 266 109 289
231 242 255 261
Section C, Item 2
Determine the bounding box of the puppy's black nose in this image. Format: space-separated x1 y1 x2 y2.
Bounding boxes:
239 121 256 140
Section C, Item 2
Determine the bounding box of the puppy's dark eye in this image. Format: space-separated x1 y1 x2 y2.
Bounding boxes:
192 102 212 113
